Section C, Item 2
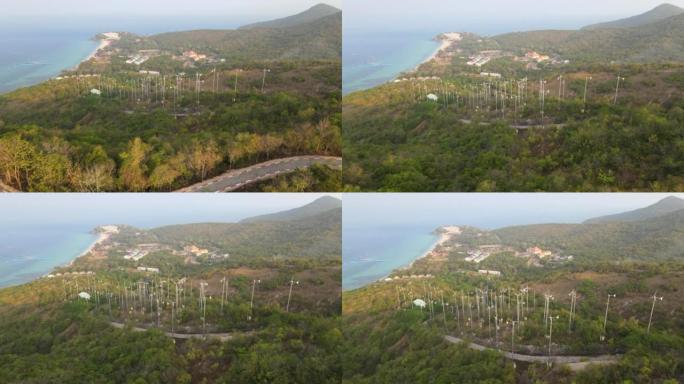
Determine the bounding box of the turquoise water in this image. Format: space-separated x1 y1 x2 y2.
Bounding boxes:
0 226 97 288
343 30 439 95
342 225 439 291
0 29 99 93
0 16 245 94
0 194 330 289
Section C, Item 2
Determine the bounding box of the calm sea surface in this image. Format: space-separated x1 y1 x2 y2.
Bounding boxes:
0 16 245 94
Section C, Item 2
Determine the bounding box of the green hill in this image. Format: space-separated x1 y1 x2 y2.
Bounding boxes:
494 209 684 262
241 195 341 223
239 3 341 30
583 3 684 30
150 10 341 62
585 196 684 223
150 206 341 260
494 11 684 63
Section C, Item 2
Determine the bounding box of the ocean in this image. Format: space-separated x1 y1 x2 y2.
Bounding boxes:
342 224 439 291
343 29 440 95
341 193 669 291
0 15 246 94
342 16 602 95
0 224 97 288
0 194 329 289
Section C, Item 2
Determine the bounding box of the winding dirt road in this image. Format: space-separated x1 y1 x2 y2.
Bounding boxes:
444 335 620 370
177 155 342 192
110 321 235 342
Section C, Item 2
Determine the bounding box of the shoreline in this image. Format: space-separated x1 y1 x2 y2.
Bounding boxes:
0 229 104 289
82 39 111 64
411 32 463 73
375 226 462 283
66 231 108 267
71 32 119 71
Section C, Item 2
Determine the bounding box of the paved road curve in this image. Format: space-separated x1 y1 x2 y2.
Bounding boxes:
177 156 342 192
110 321 235 342
444 335 620 370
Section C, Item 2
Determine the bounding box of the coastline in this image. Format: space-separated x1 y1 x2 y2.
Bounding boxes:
0 228 101 289
411 32 463 72
420 38 451 65
406 232 444 269
70 231 108 264
70 32 119 71
82 38 111 63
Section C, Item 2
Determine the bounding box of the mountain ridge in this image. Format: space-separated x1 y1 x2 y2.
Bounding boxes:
585 196 684 224
582 3 684 30
241 196 341 223
239 3 341 30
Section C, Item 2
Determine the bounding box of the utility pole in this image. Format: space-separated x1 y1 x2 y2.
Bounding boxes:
249 279 260 320
511 320 518 354
233 69 241 101
614 74 625 105
647 292 663 334
568 289 577 332
547 315 559 367
199 281 208 337
286 278 299 312
261 69 271 93
582 76 592 113
602 294 616 341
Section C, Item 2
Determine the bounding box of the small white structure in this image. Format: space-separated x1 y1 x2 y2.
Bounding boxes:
137 266 160 273
413 299 427 308
427 93 439 101
478 270 502 277
100 225 119 233
90 89 101 96
78 292 91 300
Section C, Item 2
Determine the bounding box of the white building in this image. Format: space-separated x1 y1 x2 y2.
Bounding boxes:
427 94 439 101
90 89 101 96
413 299 427 308
78 292 91 300
478 270 502 277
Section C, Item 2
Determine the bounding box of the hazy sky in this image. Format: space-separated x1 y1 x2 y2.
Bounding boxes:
1 193 340 229
345 0 684 33
3 0 341 17
344 194 684 230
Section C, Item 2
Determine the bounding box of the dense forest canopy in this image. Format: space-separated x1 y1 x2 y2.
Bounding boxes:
343 6 684 192
0 5 342 192
342 199 684 383
0 199 342 383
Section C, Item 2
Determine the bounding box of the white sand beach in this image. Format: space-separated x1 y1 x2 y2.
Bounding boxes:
421 32 463 65
82 32 119 63
406 225 462 268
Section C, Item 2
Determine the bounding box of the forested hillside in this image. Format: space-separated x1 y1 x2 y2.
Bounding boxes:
0 200 342 383
0 5 341 192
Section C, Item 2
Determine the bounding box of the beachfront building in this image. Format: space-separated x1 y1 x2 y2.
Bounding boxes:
183 50 207 61
124 249 148 261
